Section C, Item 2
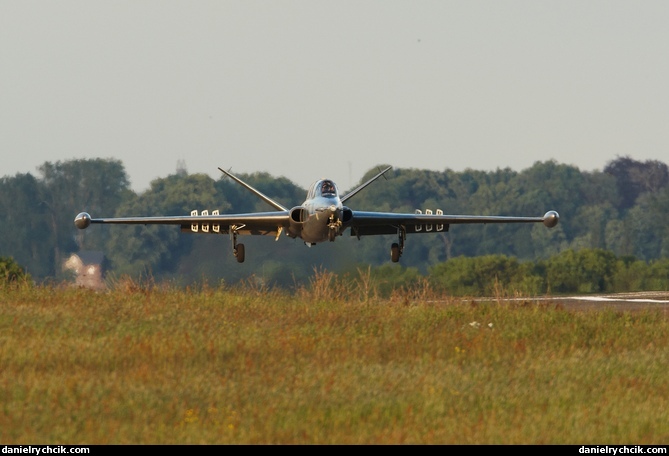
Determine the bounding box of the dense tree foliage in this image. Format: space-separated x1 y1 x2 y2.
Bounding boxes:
0 256 32 286
0 173 51 277
1 156 668 291
40 159 130 276
427 249 669 297
604 156 669 210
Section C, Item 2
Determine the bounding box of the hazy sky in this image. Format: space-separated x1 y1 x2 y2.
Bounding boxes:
2 1 668 192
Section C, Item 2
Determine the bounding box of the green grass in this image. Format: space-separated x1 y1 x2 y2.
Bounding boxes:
0 279 667 444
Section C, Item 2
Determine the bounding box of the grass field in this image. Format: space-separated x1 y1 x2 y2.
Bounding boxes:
1 277 668 444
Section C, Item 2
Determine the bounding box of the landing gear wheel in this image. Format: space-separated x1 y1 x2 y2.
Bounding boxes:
391 243 400 263
235 243 245 263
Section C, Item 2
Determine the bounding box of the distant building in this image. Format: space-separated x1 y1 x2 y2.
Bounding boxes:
63 251 107 290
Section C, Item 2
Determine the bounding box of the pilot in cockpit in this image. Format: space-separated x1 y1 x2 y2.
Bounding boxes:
321 180 336 196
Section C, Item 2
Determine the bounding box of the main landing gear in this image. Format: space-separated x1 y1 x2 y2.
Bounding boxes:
231 228 245 263
234 243 245 263
390 226 406 263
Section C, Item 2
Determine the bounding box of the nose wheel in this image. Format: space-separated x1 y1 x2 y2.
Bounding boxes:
327 212 342 242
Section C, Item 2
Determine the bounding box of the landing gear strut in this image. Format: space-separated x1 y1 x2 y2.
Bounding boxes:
231 229 245 263
327 212 341 242
391 226 406 263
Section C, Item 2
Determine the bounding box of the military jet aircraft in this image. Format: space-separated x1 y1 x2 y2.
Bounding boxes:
74 166 559 263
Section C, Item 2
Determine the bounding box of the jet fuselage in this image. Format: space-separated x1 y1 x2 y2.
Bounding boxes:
290 179 349 244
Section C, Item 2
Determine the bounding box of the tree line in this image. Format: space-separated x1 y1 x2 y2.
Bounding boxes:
1 156 668 290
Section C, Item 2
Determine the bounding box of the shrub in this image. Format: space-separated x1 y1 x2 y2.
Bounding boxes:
0 256 32 287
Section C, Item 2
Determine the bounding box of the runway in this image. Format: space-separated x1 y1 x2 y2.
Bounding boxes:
498 291 669 312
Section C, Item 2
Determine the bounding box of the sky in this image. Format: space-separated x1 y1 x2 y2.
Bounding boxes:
2 1 668 193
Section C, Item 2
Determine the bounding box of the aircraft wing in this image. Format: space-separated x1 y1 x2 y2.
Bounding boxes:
348 210 559 236
75 211 291 236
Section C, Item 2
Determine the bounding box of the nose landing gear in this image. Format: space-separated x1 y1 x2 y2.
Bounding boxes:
327 211 342 242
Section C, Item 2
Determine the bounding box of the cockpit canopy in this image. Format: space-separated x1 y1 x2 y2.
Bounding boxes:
309 179 339 199
320 180 337 196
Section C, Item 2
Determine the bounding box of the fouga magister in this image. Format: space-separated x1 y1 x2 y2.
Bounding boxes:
75 166 559 263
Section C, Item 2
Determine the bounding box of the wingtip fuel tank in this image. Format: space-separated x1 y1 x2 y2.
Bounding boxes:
543 211 559 228
74 212 92 229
